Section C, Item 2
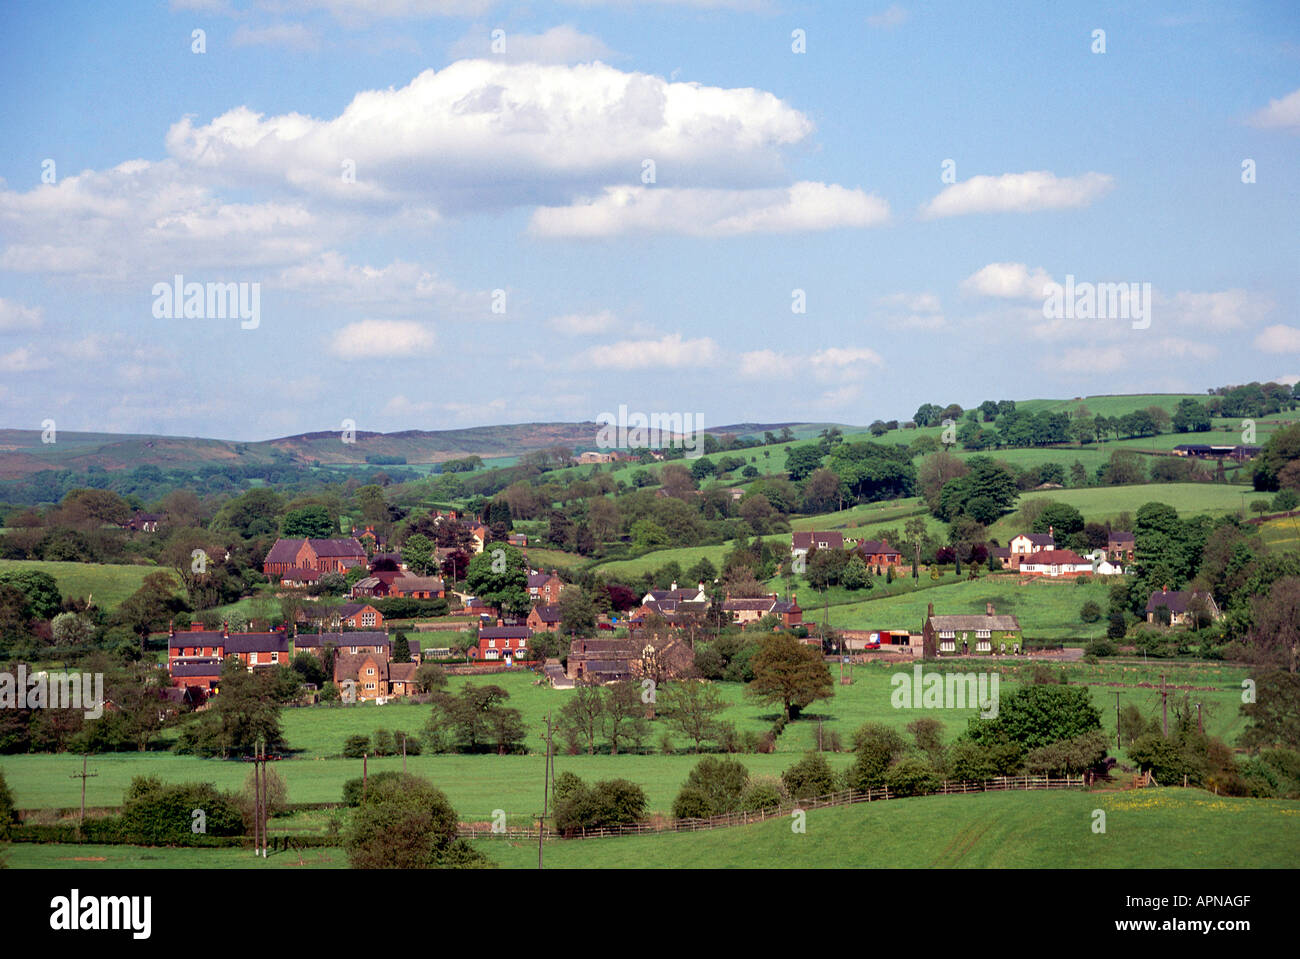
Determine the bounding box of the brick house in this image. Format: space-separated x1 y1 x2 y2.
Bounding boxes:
1145 589 1222 627
791 531 844 558
472 626 531 662
167 624 288 671
263 537 367 578
922 603 1022 657
298 603 384 631
1004 531 1055 570
1108 531 1136 564
388 575 445 599
527 570 565 605
1018 549 1093 578
566 638 639 682
526 604 562 634
854 538 904 569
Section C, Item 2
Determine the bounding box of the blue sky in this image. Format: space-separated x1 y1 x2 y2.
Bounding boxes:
0 0 1297 440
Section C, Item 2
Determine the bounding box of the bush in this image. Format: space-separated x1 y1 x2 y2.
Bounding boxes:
844 723 908 790
883 757 940 797
1084 637 1116 657
739 776 787 812
671 757 749 819
554 776 649 833
1080 601 1102 623
342 734 370 759
0 768 15 839
118 779 245 844
781 751 837 800
342 772 488 869
342 771 405 807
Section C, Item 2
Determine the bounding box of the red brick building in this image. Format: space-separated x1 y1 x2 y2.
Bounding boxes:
263 537 367 578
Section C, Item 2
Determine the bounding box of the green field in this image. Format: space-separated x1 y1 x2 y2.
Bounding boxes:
0 558 177 610
8 787 1296 869
827 574 1115 639
0 660 1254 818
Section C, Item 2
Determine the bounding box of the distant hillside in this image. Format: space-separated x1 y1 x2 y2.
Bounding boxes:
0 420 845 477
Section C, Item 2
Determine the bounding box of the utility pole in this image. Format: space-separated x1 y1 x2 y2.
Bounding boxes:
1196 702 1203 735
70 755 98 840
1115 692 1121 749
1161 674 1168 736
539 711 553 870
362 753 368 803
402 733 407 775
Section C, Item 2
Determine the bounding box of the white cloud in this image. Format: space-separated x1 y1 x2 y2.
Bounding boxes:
1057 346 1128 372
278 253 478 316
382 394 435 417
449 25 612 64
232 23 321 50
578 332 718 369
531 181 889 237
549 310 617 335
1247 88 1300 129
0 298 43 331
877 291 943 329
1255 324 1300 353
962 262 1056 300
867 4 908 28
741 346 881 379
1161 289 1270 331
922 171 1113 218
164 60 814 212
0 347 51 373
328 319 436 357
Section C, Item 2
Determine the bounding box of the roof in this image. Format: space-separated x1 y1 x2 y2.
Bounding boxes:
855 539 901 555
170 662 223 677
264 539 305 564
530 604 562 623
1020 549 1089 565
644 588 702 602
1108 531 1136 544
792 531 844 551
333 651 385 683
307 538 367 558
723 597 777 611
169 631 225 648
388 662 419 683
222 633 290 654
478 626 531 640
1013 533 1056 546
280 567 322 581
527 573 551 588
1145 590 1206 614
927 614 1021 632
391 575 444 592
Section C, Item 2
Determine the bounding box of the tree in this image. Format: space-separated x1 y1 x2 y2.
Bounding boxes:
602 681 649 755
1240 670 1300 750
841 554 870 591
671 757 749 818
115 571 184 653
464 544 529 619
967 684 1103 752
558 684 606 754
1247 577 1300 673
558 588 598 638
392 632 412 664
281 505 335 539
844 723 908 789
175 659 287 758
661 681 728 752
425 683 525 754
401 534 437 576
553 777 648 834
784 445 825 482
0 569 61 620
343 773 486 868
746 634 834 721
415 663 447 694
781 751 837 799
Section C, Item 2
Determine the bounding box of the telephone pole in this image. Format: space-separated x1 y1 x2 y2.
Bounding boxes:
539 711 553 870
1114 692 1121 749
70 755 98 839
1161 674 1168 736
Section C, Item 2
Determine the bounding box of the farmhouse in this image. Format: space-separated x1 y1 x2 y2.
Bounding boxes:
922 603 1022 657
566 637 640 682
1018 549 1093 578
792 531 844 557
297 603 384 631
526 604 562 634
1108 531 1136 564
388 575 445 599
720 593 803 628
472 626 530 662
263 537 367 578
1145 589 1222 627
1005 531 1055 570
853 539 903 569
527 570 566 604
641 582 707 605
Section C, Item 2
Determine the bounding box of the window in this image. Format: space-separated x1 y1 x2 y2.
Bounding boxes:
271 653 279 663
976 629 991 639
350 646 357 654
940 641 955 652
489 639 496 648
976 641 991 652
939 630 955 639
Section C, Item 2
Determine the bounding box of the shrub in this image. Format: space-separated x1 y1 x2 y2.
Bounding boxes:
0 768 15 839
883 756 940 797
781 751 837 800
118 780 245 844
1080 601 1102 623
342 734 370 759
554 777 649 833
1084 637 1116 657
342 771 405 807
343 772 487 869
739 776 787 812
671 757 749 819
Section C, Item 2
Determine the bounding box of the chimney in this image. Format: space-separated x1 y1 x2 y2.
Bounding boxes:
927 602 934 618
168 619 174 638
222 620 229 639
670 581 677 592
1048 525 1054 538
986 603 995 616
698 581 706 593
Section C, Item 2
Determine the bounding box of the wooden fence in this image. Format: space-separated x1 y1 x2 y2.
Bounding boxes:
458 775 1086 841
